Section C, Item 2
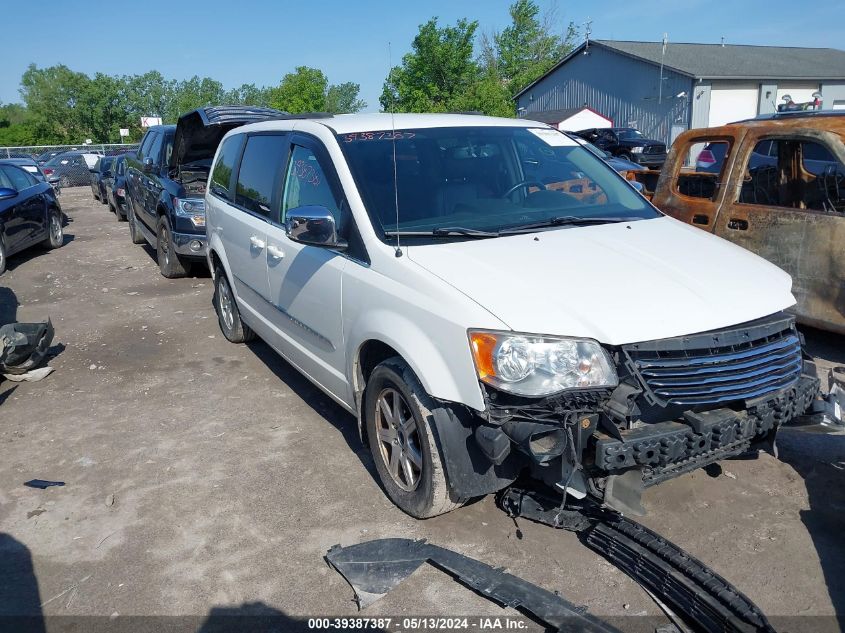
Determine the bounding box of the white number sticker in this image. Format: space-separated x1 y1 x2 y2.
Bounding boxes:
527 127 575 147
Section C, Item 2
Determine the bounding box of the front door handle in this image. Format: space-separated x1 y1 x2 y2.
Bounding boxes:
266 244 285 260
249 235 266 249
727 218 749 231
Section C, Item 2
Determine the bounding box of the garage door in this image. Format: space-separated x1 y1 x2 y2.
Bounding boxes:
776 82 820 107
708 83 760 127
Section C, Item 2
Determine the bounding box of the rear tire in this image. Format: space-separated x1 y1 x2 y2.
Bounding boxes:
213 267 255 343
365 357 463 519
156 216 189 279
42 209 63 249
0 237 6 276
127 199 146 244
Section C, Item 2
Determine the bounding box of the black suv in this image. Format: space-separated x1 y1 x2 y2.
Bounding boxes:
124 106 285 277
574 127 667 168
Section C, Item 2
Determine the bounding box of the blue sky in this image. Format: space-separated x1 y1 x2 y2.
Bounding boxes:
2 0 843 112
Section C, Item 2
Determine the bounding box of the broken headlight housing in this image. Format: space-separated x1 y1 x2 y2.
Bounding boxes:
468 330 618 397
173 196 205 228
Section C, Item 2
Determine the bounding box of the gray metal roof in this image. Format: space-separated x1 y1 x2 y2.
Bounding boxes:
596 40 845 80
514 40 845 99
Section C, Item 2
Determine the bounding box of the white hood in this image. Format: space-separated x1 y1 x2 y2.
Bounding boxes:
406 216 795 346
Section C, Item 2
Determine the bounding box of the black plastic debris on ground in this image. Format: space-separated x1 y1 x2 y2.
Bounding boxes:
498 487 776 633
326 537 622 633
24 480 65 489
0 320 54 375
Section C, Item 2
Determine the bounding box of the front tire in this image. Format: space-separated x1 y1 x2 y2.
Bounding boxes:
365 358 463 518
156 216 189 278
213 267 254 343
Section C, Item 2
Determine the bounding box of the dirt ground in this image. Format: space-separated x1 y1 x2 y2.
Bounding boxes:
1 188 843 631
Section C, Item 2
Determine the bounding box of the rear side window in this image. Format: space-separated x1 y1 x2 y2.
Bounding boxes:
139 132 156 158
147 133 164 165
1 165 36 190
739 138 845 212
235 134 288 218
210 135 243 202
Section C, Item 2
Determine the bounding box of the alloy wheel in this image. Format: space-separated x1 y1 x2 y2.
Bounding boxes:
374 388 423 492
218 276 235 332
159 225 170 268
49 213 63 245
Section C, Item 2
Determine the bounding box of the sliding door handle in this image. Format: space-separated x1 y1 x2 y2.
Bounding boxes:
727 218 748 231
249 235 266 249
266 244 285 260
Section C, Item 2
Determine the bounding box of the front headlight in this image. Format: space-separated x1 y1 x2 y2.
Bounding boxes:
630 146 644 154
468 330 618 397
173 197 206 228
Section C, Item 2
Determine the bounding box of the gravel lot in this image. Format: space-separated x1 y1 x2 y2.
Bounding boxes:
1 187 843 630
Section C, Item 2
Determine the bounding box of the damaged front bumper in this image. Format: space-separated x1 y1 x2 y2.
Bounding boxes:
451 312 842 513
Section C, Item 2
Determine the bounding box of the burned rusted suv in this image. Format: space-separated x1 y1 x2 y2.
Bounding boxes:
639 111 845 334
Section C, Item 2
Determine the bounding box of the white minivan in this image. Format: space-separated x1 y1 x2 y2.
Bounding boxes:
205 113 821 518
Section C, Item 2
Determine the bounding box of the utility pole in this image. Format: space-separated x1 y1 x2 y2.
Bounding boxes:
658 33 668 105
584 18 592 53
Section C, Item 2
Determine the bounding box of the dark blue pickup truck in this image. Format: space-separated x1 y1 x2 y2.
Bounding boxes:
124 106 286 277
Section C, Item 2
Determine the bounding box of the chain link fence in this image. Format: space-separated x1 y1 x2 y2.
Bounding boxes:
0 143 139 160
0 143 140 187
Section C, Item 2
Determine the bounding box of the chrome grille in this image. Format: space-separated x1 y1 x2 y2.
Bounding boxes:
623 315 803 407
644 143 666 155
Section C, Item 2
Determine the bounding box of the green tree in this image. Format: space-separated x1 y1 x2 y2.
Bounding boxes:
168 76 227 122
487 0 577 96
19 64 90 143
380 18 479 113
325 82 366 114
225 83 273 107
269 67 365 114
270 66 329 113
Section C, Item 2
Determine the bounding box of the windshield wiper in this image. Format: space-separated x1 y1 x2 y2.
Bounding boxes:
499 215 633 234
384 227 499 238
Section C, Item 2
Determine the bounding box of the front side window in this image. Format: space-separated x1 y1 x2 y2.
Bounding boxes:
677 140 731 200
739 138 845 212
282 145 343 226
339 126 658 240
139 132 156 159
235 134 288 218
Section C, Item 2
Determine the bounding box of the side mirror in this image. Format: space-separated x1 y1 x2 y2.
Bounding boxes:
629 180 645 193
285 206 347 249
143 157 155 173
0 187 18 201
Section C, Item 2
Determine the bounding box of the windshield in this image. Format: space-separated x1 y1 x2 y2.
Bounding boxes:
615 129 644 140
339 126 658 238
45 154 73 167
